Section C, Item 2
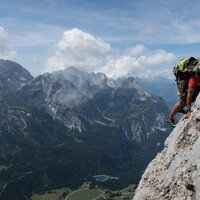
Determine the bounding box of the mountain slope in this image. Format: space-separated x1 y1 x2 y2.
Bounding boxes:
0 60 171 199
136 77 178 108
133 94 200 200
0 59 33 96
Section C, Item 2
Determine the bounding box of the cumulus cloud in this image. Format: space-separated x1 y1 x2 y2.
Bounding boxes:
99 46 176 79
123 45 147 56
0 26 16 59
44 28 111 72
45 29 176 79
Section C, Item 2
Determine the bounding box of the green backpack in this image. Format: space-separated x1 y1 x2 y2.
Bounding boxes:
173 57 198 79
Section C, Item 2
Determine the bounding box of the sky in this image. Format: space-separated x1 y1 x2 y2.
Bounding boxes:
1 0 200 79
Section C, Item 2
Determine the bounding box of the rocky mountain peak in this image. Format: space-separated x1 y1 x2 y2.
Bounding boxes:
118 76 145 90
0 59 33 95
133 94 200 200
0 59 33 81
53 67 117 90
15 66 169 137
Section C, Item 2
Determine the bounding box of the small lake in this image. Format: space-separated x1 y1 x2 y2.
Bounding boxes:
93 175 109 182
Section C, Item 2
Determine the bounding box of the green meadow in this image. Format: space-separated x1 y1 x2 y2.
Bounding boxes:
66 188 103 200
31 184 135 200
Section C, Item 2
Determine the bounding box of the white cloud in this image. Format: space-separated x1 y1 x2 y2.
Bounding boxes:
0 26 16 59
44 28 111 73
143 49 175 66
123 45 147 56
99 48 176 79
45 28 176 79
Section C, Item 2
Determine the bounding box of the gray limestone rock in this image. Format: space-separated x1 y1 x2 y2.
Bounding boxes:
133 94 200 200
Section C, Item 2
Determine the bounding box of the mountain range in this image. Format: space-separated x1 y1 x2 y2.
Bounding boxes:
0 59 171 200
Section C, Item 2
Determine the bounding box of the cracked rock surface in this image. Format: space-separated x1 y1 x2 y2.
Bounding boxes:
133 94 200 200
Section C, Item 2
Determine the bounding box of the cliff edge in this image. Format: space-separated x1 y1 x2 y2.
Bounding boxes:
133 94 200 200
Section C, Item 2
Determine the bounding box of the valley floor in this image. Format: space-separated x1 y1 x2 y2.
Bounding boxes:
31 183 135 200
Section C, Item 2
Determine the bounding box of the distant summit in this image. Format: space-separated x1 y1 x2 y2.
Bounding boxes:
0 59 33 96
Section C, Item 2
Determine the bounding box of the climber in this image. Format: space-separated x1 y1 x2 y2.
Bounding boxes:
167 57 200 127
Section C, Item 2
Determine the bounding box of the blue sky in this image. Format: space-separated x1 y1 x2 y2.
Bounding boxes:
1 0 200 78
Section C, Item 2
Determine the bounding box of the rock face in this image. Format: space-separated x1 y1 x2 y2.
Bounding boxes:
133 94 200 200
